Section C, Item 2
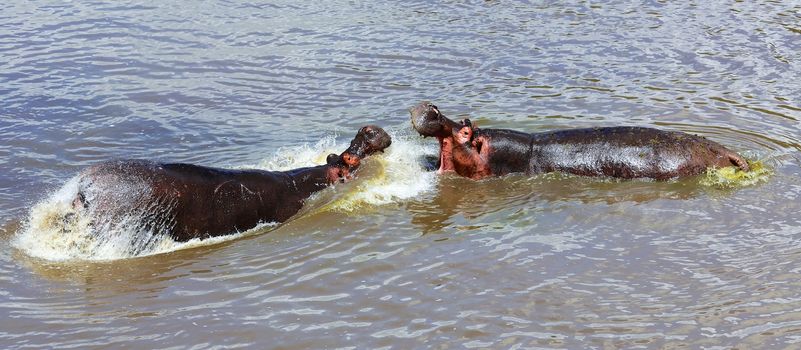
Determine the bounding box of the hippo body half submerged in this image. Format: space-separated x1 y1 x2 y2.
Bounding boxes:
410 102 749 180
73 126 391 241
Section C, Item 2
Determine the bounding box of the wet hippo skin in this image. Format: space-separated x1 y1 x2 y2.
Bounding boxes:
73 126 391 241
410 101 749 180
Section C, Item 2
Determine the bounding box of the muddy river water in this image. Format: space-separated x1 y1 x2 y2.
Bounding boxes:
1 1 800 348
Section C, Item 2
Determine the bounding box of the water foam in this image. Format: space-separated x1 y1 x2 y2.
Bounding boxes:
14 177 172 261
251 135 342 171
13 176 277 261
324 132 437 212
248 130 437 212
13 130 435 261
700 159 772 188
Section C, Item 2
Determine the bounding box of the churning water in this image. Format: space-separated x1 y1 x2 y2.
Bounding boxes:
1 1 800 349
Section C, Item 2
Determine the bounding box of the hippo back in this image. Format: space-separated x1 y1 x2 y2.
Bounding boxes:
76 160 297 241
526 127 734 180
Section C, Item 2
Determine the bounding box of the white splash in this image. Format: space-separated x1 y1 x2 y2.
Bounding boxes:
247 129 438 210
14 177 171 261
250 135 341 171
13 176 279 261
325 131 437 211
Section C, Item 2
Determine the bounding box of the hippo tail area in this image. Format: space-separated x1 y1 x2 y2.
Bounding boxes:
12 165 180 261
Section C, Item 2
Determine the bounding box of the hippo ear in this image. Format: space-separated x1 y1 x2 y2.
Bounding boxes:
326 153 340 165
462 118 472 128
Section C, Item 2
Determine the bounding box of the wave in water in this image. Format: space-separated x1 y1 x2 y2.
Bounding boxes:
314 132 438 213
12 131 435 261
700 159 772 188
245 130 438 210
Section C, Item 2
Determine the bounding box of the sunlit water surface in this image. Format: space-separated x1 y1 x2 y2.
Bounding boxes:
1 1 800 348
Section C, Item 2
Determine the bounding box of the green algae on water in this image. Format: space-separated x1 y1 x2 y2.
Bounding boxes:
700 160 771 188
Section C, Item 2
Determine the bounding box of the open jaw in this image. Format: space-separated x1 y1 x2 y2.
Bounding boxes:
409 101 462 173
436 136 456 173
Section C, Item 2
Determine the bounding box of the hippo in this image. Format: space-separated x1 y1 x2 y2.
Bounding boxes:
73 125 391 242
409 101 749 180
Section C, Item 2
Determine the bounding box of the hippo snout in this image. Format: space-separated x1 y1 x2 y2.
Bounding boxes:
359 125 392 154
339 125 392 167
409 101 447 137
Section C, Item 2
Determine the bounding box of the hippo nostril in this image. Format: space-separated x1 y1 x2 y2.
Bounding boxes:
342 153 361 167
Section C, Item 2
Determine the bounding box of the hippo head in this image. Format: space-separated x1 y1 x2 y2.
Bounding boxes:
328 125 391 169
409 101 453 138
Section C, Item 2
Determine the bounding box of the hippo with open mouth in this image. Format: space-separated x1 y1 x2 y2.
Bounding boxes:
410 101 749 180
72 125 391 241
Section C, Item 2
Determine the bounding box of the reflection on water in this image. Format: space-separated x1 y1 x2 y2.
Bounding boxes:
2 0 801 348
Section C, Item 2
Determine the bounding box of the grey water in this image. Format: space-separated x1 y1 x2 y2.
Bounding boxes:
1 1 801 348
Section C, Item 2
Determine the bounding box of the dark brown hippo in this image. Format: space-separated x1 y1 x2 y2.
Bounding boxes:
73 125 391 242
410 101 749 180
